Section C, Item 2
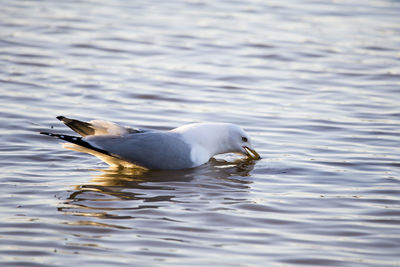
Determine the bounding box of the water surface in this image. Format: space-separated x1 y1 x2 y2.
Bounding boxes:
1 0 400 266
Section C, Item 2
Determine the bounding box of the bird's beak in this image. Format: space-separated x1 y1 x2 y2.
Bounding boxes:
243 146 261 160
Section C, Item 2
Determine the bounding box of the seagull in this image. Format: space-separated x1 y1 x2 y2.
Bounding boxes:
40 116 260 170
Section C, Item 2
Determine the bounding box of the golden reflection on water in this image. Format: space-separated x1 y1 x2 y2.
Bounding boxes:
58 159 256 223
85 157 255 187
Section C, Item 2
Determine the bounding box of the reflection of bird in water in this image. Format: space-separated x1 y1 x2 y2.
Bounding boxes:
41 116 260 170
60 159 256 218
87 156 256 187
57 159 256 228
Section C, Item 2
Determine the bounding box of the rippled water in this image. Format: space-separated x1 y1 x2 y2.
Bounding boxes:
1 0 400 266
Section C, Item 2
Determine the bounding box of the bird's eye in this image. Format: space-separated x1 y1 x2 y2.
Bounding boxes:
242 136 248 142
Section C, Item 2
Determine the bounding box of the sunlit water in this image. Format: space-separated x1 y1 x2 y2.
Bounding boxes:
1 0 400 266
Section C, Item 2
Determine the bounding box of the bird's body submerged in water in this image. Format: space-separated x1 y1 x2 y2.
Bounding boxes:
41 116 260 170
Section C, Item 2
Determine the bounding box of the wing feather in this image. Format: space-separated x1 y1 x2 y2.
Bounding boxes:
57 116 142 136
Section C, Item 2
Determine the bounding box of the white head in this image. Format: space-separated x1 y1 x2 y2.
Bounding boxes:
172 122 260 165
222 123 260 159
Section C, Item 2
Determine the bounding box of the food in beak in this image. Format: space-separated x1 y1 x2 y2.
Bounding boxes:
243 146 261 160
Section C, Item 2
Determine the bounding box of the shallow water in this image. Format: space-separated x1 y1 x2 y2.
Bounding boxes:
1 0 400 266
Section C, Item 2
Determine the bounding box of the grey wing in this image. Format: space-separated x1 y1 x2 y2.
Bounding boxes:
86 132 194 170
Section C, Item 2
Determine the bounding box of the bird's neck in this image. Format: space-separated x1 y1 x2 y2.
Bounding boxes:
172 123 232 162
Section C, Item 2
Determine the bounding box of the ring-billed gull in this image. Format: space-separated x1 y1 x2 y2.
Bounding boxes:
40 116 260 170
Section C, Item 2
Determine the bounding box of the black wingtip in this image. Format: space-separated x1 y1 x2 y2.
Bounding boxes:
40 131 114 157
40 132 64 138
40 132 82 143
56 116 65 121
